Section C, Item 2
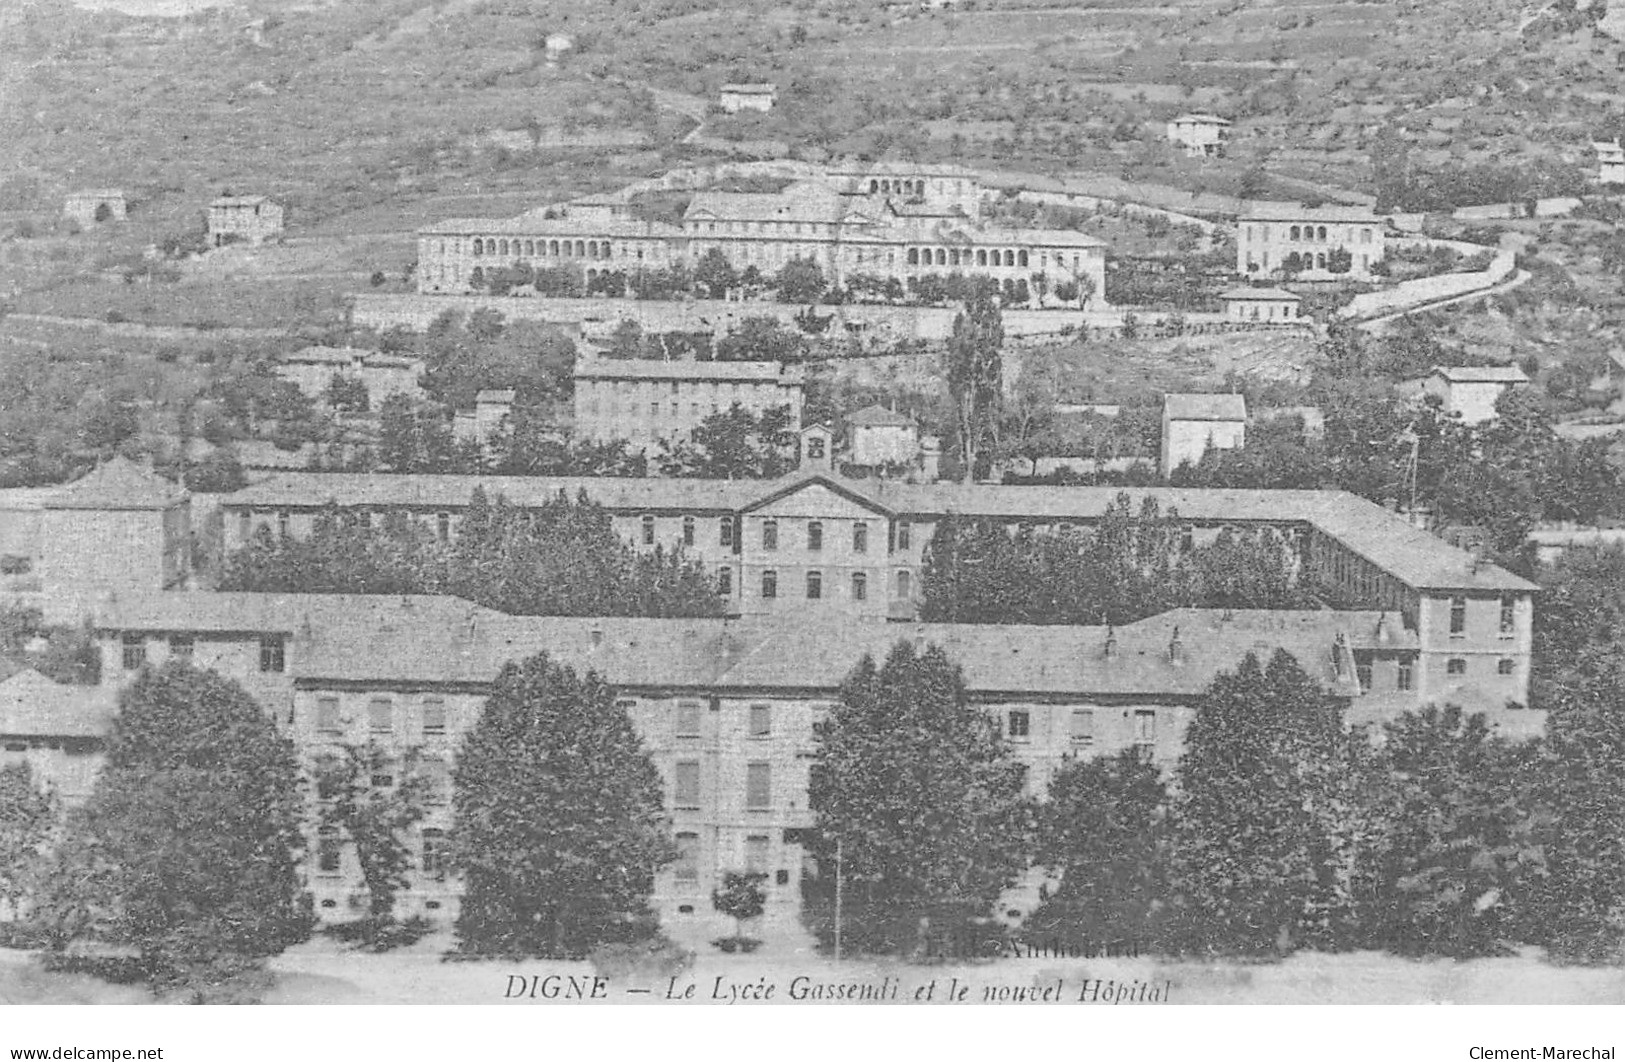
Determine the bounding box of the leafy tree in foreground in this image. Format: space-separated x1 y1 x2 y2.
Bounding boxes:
657 403 798 479
806 640 1034 955
454 653 674 957
314 744 429 930
943 283 1004 483
1027 749 1168 947
0 762 55 921
1165 650 1348 955
40 663 311 985
1351 706 1538 958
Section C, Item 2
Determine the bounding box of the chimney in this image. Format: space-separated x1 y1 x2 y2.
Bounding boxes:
1104 625 1118 658
1168 626 1183 665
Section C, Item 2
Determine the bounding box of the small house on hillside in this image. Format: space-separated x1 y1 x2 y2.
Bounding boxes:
63 189 128 227
845 404 920 468
1423 365 1529 426
1161 393 1247 479
719 83 778 114
1221 286 1302 324
1165 114 1230 158
1594 140 1625 186
208 195 284 247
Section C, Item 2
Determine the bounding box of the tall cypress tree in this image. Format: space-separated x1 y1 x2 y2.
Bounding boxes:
453 652 674 957
806 640 1034 955
1167 650 1347 955
40 663 311 984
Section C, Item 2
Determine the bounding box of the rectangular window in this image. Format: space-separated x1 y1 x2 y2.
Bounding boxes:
1397 660 1414 691
237 512 251 541
368 698 393 735
277 511 289 538
807 521 823 551
806 571 822 599
745 835 770 875
642 515 656 546
749 704 771 738
169 634 194 661
1134 709 1156 743
897 521 912 551
421 698 446 737
717 566 732 597
421 828 449 875
1356 663 1373 693
1007 710 1031 740
761 570 777 599
1447 658 1467 676
1500 594 1516 635
259 636 285 674
745 763 771 810
436 512 451 542
317 829 342 874
1070 708 1094 744
1498 658 1515 676
674 832 700 885
852 572 868 601
762 520 778 551
121 633 145 671
1450 596 1467 635
676 701 702 738
853 523 869 553
682 516 695 547
317 697 342 734
720 518 734 547
674 761 701 808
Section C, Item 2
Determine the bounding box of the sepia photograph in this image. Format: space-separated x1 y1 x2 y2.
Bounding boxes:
1 0 1625 1035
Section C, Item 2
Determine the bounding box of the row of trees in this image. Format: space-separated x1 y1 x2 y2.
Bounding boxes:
919 494 1314 626
219 490 723 618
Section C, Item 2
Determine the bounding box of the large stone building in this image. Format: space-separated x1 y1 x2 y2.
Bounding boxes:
0 669 114 808
39 459 191 612
208 195 285 247
215 463 1538 714
572 357 806 446
1237 202 1386 280
70 587 1538 933
414 164 1107 306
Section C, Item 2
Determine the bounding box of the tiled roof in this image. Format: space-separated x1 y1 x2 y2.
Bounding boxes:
46 458 187 511
90 593 1374 700
573 358 802 382
219 474 1537 592
1221 286 1300 301
0 669 115 739
685 187 846 226
1171 114 1230 125
476 389 516 403
67 189 126 199
282 346 360 365
1240 201 1383 224
419 214 683 238
1165 393 1247 422
211 195 274 207
720 83 777 94
1433 365 1529 384
846 404 917 428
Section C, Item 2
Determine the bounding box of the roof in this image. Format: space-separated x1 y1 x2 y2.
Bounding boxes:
88 593 1376 700
418 214 683 238
1165 393 1247 422
1432 365 1530 385
1240 201 1383 224
1221 286 1301 302
46 458 188 511
211 195 274 207
221 472 1537 592
282 346 360 366
476 389 516 403
685 187 846 226
0 486 63 511
573 358 803 383
1171 114 1231 125
66 189 126 200
0 669 115 739
846 404 917 428
720 83 777 94
827 160 984 180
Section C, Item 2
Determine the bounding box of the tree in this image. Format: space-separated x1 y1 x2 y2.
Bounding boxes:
775 256 827 303
454 653 674 957
1325 246 1354 275
1166 650 1349 955
39 663 311 984
378 394 459 473
694 248 737 299
714 316 807 363
182 448 247 494
943 283 1004 483
1028 750 1168 947
658 403 798 479
314 744 430 932
805 641 1034 955
1352 706 1537 958
0 762 55 921
711 871 767 947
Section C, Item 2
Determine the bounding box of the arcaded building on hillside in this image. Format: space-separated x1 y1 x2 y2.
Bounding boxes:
413 163 1107 306
1236 202 1387 280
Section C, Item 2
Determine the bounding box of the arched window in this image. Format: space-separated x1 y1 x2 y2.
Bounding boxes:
1317 226 1327 241
575 240 586 257
1004 249 1016 267
1316 252 1327 270
851 571 868 601
976 249 988 266
549 239 560 255
895 569 912 599
935 248 947 266
949 249 961 266
907 248 919 265
870 180 879 193
1017 249 1029 267
1289 226 1300 241
524 240 535 255
472 238 484 256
